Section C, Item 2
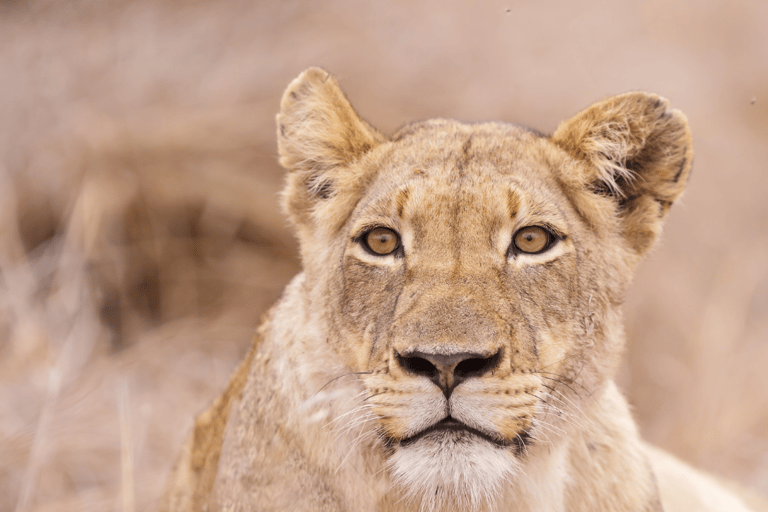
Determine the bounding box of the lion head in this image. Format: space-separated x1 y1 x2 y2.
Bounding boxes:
276 68 691 511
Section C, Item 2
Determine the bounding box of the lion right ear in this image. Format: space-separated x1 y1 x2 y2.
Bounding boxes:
552 92 693 255
277 68 385 234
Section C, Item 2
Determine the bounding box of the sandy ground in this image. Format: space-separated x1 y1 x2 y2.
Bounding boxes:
1 0 767 510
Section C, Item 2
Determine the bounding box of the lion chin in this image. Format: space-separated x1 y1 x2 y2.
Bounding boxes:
388 426 520 512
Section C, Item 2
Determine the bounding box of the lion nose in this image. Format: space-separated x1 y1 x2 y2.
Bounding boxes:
395 350 502 398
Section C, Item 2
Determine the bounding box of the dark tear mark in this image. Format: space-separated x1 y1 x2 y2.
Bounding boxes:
378 264 408 364
389 281 406 324
513 291 540 366
279 123 286 137
290 91 298 100
672 156 687 183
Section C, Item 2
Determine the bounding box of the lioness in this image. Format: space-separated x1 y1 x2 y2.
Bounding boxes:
160 68 766 512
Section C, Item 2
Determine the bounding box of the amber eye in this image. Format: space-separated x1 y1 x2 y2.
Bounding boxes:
364 227 400 256
513 226 552 254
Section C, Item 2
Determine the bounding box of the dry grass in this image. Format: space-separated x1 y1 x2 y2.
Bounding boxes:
1 0 767 510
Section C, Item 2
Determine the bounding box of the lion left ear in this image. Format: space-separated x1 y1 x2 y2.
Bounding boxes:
277 68 386 236
552 92 693 255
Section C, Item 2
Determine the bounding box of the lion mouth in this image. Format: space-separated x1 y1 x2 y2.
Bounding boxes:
399 416 520 449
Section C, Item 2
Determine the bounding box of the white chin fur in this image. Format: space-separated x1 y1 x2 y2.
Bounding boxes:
389 431 519 512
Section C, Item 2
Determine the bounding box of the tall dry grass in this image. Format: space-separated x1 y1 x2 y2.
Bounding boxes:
1 0 767 510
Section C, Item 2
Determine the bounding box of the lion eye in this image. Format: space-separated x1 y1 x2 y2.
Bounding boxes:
513 226 552 254
364 227 400 256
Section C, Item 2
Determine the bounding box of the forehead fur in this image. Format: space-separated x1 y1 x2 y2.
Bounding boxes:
387 119 549 175
354 120 576 228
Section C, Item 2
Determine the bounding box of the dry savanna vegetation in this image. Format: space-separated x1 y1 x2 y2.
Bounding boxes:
1 1 767 511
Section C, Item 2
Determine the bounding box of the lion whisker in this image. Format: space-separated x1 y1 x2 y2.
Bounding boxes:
334 425 377 475
312 371 373 399
535 370 597 401
541 384 599 436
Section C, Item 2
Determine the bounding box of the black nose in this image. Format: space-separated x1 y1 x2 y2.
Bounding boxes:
396 349 502 398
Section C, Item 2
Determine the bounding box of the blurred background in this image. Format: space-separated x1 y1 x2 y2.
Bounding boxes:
1 0 767 510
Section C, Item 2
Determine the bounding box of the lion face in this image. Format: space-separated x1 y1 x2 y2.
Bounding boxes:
276 69 691 511
327 124 601 509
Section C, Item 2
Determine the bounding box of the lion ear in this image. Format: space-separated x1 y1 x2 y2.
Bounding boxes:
552 92 693 255
277 67 385 233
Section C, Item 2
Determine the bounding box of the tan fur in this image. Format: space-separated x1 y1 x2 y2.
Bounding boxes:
159 68 767 512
